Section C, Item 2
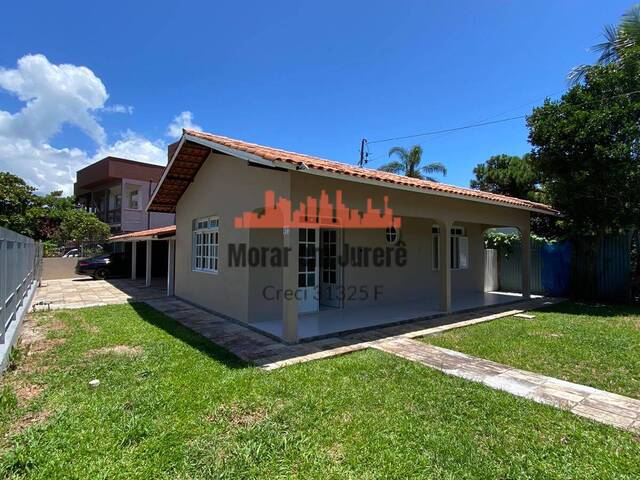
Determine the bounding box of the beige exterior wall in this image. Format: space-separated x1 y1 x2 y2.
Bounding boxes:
175 152 290 322
174 153 530 323
340 219 485 307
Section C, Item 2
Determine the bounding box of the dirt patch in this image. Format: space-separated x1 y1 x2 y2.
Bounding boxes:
620 316 640 329
85 345 142 358
84 324 100 334
11 382 44 407
25 338 65 356
6 409 52 439
207 403 269 429
19 314 67 356
327 443 344 463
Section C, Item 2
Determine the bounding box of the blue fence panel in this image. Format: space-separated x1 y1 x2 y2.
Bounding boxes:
596 234 631 301
496 234 630 300
541 241 572 296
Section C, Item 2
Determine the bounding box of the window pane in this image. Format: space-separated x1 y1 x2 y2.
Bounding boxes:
433 236 439 270
459 236 469 269
298 274 306 287
307 273 315 287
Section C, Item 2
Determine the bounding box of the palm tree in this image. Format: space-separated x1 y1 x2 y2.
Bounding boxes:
378 145 447 181
568 4 640 84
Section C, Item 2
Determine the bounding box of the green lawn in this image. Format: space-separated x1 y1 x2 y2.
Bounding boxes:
424 302 640 399
1 303 639 479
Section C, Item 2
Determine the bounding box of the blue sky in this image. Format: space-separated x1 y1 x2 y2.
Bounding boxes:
0 0 633 193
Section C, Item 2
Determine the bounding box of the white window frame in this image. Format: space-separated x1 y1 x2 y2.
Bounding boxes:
432 225 468 271
124 183 142 211
192 216 219 274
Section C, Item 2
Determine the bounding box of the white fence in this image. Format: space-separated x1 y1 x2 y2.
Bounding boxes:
484 248 498 292
1 227 42 368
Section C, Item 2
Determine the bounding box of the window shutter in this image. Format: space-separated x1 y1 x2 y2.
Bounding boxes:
459 236 469 269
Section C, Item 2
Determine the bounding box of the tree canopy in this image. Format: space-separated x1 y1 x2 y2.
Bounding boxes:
54 209 111 247
470 154 540 201
0 171 110 245
0 172 40 236
528 47 640 238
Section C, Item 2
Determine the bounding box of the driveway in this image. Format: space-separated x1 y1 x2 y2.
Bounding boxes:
33 278 167 310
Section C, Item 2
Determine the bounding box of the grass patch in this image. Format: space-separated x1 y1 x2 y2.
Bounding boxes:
424 302 640 398
0 302 638 478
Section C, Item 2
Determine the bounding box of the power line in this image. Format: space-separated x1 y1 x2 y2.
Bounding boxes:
364 88 640 148
361 88 640 167
367 115 526 145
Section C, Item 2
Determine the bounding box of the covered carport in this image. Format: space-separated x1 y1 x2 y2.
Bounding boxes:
109 225 176 296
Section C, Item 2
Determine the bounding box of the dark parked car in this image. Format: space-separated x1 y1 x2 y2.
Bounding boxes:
75 253 127 279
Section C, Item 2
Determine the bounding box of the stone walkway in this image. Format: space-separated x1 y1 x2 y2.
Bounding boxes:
374 338 640 432
143 295 560 369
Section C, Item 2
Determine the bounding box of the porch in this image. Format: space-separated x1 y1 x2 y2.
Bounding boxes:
252 291 535 340
248 215 533 343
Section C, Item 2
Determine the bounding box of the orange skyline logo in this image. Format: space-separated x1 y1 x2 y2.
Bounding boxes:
234 190 402 229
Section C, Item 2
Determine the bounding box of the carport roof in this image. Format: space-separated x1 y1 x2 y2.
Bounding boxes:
109 225 176 242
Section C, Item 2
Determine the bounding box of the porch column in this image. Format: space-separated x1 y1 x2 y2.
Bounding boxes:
282 227 298 343
145 239 152 287
131 241 138 280
439 219 452 313
167 239 175 296
521 224 531 299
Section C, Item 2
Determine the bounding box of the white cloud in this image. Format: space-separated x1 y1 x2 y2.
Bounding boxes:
92 130 165 165
0 54 201 195
0 138 88 194
0 54 108 145
102 104 134 114
166 110 201 138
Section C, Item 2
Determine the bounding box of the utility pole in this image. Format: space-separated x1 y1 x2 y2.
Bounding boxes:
359 138 368 167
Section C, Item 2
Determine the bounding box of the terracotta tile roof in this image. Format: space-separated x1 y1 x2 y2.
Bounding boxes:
148 129 558 214
110 225 176 241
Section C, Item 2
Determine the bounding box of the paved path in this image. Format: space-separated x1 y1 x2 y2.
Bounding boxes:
33 278 166 310
374 338 640 433
144 295 559 370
